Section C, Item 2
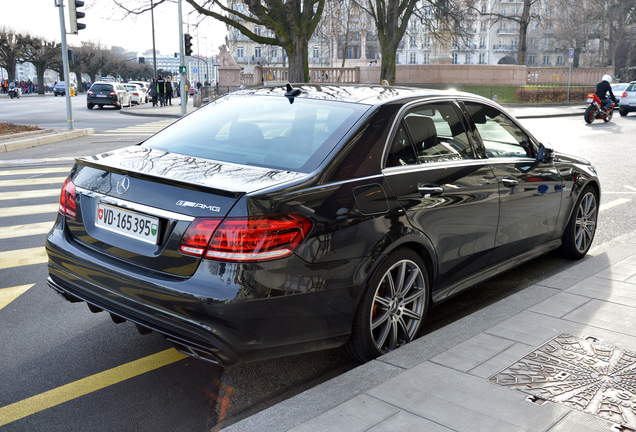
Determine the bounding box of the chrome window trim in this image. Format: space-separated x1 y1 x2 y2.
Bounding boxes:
76 187 195 222
382 158 490 176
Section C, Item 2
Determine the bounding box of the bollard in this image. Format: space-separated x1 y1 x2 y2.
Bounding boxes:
193 94 202 108
493 95 498 103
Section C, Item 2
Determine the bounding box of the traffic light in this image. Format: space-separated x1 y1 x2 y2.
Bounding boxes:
184 34 193 56
68 0 86 34
174 52 178 60
180 66 187 74
139 57 145 64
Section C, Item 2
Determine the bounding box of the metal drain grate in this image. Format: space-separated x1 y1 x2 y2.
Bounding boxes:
489 334 636 429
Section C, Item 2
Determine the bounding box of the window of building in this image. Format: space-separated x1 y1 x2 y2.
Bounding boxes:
254 27 261 36
237 46 244 58
543 55 551 65
313 47 319 59
528 54 536 65
481 3 487 13
466 53 472 64
479 53 486 64
423 53 430 64
480 37 486 48
452 53 458 64
346 47 353 59
409 52 417 64
410 36 417 48
255 47 262 58
557 54 564 65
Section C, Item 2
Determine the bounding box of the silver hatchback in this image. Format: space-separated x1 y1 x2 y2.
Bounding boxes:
618 81 636 116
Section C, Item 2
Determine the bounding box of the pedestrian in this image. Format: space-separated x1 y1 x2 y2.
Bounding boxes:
149 78 158 107
157 74 166 107
165 76 173 106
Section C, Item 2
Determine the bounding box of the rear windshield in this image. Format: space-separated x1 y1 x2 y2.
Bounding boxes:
91 84 114 92
141 94 369 173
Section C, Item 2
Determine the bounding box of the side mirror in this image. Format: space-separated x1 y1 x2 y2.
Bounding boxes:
537 142 554 163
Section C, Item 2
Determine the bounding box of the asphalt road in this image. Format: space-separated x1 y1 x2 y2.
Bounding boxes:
0 104 635 431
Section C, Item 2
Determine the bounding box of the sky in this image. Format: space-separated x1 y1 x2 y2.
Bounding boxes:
9 0 228 58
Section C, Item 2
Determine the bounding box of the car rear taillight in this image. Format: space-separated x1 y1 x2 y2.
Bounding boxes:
179 214 312 262
622 92 628 98
58 178 77 219
109 91 116 96
87 90 94 95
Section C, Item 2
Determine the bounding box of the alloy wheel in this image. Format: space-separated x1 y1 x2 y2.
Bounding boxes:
370 259 427 353
574 191 597 254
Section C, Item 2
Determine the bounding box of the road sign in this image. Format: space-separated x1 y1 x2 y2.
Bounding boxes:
569 48 574 64
193 68 197 73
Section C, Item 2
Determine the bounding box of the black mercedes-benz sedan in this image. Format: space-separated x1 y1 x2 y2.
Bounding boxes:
46 85 600 366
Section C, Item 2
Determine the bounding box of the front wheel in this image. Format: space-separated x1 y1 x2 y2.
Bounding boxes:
584 105 595 124
559 186 599 259
344 249 429 363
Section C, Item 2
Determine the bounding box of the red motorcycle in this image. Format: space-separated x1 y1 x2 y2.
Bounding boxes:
585 93 614 124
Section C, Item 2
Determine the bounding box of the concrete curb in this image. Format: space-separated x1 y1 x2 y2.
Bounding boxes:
0 128 95 153
119 110 183 119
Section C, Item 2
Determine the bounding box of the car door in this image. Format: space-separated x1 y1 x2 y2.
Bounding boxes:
462 101 564 264
382 100 500 292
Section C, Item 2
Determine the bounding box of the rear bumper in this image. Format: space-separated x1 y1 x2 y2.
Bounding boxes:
619 103 636 112
45 218 359 366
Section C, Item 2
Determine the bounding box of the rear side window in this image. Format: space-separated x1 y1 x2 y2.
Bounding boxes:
626 83 636 91
142 95 368 173
386 102 473 167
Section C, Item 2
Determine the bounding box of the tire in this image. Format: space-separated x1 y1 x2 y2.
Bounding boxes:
343 249 429 363
559 186 599 259
620 109 628 117
584 106 595 124
9 94 13 99
604 109 613 122
115 101 122 110
87 103 94 109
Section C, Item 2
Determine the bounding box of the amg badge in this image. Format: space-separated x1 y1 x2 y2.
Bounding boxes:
176 200 221 212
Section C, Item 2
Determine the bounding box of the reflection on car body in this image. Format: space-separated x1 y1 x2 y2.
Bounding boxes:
46 85 600 366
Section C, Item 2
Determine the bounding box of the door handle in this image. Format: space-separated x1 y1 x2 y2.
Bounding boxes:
417 183 444 196
501 177 519 188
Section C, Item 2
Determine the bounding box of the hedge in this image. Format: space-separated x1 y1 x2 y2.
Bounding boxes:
513 87 595 103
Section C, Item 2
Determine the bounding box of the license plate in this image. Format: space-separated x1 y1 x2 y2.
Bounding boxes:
96 203 159 244
96 95 107 98
587 98 594 103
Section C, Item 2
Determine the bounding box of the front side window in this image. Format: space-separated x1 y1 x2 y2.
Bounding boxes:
464 102 534 158
386 102 474 167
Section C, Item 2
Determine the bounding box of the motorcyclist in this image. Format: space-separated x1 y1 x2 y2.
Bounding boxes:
595 74 618 114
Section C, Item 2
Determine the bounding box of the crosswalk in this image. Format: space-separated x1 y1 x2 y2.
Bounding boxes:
0 167 68 301
92 119 175 136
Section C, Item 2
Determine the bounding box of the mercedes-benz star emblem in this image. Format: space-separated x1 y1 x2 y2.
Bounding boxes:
116 176 130 195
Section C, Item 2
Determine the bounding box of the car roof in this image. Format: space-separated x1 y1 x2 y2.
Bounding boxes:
92 81 118 86
236 84 487 106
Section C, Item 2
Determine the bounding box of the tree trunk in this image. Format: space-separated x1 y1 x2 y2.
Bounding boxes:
518 0 531 65
288 36 309 83
380 43 397 84
35 61 46 95
6 53 16 82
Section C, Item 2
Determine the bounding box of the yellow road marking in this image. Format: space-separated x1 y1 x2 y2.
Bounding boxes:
0 247 48 270
0 177 67 188
599 198 631 212
0 167 70 176
0 284 33 311
0 348 188 426
0 189 60 201
0 222 53 240
0 203 58 218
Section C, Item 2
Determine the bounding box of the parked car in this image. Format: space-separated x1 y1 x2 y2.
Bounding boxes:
53 81 77 96
87 81 132 110
46 85 600 366
618 81 636 116
611 83 628 107
124 83 145 105
128 80 150 103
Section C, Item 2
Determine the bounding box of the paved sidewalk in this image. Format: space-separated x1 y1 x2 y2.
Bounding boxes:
221 230 636 432
118 96 195 118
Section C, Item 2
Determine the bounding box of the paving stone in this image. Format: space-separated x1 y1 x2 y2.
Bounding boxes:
562 299 636 337
429 333 515 372
594 262 636 281
291 408 372 432
527 292 591 318
337 394 400 425
366 410 454 432
565 275 636 307
548 409 618 432
468 342 534 379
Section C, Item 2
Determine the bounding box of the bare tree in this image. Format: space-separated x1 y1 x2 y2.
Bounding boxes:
114 0 326 83
0 27 26 82
18 36 62 94
470 0 541 65
355 0 419 84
